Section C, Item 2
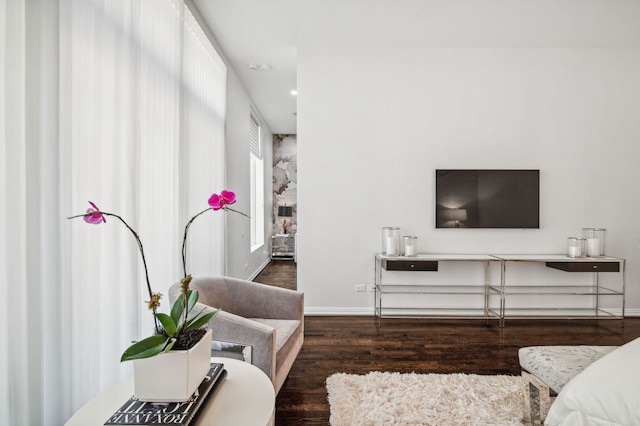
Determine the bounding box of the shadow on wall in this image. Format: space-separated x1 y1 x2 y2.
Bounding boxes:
273 134 297 235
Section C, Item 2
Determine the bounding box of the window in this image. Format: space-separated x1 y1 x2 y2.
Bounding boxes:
250 112 264 250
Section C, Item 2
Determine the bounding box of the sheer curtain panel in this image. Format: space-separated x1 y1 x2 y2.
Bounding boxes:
1 0 227 424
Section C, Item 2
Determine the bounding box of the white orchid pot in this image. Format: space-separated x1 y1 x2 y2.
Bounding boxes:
133 328 212 402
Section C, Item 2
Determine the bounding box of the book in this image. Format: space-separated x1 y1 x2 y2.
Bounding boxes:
104 363 226 425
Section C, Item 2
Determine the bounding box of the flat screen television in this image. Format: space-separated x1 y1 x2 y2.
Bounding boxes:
435 169 540 229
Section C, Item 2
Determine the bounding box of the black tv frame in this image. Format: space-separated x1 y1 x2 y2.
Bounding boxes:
435 169 540 229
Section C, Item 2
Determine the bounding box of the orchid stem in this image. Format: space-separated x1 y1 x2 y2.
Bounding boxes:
68 211 158 330
180 206 250 278
181 208 211 278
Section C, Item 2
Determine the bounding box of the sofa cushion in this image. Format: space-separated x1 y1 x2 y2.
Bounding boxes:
518 345 617 394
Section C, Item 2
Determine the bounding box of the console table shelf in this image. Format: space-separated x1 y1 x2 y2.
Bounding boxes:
494 285 623 296
374 253 626 327
375 284 500 295
375 254 501 321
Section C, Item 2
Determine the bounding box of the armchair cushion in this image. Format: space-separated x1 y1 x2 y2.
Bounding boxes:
250 319 300 353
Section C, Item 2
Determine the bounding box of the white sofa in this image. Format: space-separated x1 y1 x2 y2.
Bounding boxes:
543 336 640 426
518 344 618 423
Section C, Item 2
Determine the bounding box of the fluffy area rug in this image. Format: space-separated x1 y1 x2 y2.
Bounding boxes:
326 371 525 426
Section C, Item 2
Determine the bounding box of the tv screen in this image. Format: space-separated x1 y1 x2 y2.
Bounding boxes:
435 169 540 229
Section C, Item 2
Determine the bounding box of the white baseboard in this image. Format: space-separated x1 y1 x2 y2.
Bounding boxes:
304 307 375 316
303 307 640 317
247 258 271 281
592 308 640 317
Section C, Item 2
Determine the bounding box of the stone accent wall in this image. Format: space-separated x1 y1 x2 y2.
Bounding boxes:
273 134 297 235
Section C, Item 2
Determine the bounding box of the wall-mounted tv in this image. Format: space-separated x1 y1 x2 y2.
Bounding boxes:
435 169 540 229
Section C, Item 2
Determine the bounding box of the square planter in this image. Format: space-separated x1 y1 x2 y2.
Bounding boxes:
133 328 212 402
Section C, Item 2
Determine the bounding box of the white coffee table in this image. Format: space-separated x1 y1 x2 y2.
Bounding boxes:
65 357 275 426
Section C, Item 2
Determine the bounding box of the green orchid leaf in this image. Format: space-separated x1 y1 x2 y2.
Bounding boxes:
186 311 218 330
155 313 177 337
185 309 218 331
170 294 186 325
120 334 169 361
164 337 177 353
174 322 184 338
187 290 199 313
183 305 209 329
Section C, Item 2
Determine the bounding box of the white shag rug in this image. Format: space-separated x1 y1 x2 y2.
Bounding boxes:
326 372 525 426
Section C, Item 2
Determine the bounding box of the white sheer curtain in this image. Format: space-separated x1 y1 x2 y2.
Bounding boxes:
1 0 227 424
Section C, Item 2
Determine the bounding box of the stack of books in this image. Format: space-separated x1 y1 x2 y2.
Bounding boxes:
104 363 227 426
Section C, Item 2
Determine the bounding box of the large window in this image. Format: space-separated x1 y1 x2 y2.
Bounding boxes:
250 112 265 250
1 0 227 423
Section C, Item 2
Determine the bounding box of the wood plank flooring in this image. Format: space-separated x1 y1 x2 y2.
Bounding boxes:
254 261 640 425
254 259 297 290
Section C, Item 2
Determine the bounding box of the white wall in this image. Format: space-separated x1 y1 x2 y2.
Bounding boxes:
225 68 273 279
188 0 273 281
298 47 640 314
188 1 273 280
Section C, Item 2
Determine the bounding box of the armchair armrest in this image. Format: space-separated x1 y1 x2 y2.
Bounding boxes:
202 305 277 381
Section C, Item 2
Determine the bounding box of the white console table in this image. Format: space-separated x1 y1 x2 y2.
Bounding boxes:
374 253 625 327
374 254 502 320
492 254 625 327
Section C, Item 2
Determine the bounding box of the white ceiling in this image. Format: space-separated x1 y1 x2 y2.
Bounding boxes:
190 0 640 135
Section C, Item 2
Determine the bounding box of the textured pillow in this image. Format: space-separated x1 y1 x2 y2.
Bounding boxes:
545 337 640 426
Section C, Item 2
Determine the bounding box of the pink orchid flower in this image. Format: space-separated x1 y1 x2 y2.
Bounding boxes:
84 201 106 224
208 190 236 211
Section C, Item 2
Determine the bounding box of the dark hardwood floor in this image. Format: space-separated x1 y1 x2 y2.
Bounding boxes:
254 259 297 290
254 261 640 425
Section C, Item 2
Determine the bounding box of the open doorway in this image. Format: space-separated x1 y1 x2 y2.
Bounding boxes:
253 261 296 291
262 134 297 290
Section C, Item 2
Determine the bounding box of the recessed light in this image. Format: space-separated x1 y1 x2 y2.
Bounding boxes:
247 63 272 71
290 89 298 96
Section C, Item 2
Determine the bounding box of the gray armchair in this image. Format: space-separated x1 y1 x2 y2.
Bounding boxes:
169 276 304 394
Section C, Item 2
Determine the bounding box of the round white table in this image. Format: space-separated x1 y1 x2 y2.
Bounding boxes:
65 357 275 426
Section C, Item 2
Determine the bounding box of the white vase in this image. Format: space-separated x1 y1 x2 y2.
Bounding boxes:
133 328 212 402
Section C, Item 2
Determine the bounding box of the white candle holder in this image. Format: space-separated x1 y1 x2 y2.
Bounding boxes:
402 236 418 256
382 227 400 256
582 228 606 257
567 237 586 258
